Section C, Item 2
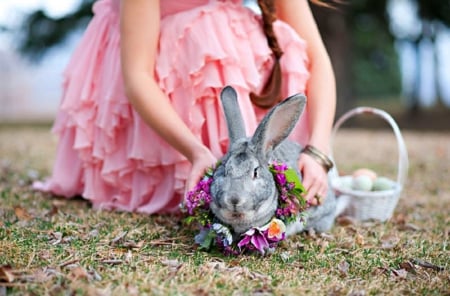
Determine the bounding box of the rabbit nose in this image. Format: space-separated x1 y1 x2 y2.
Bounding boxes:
228 196 241 206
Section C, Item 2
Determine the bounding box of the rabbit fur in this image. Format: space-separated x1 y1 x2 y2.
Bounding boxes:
209 86 337 236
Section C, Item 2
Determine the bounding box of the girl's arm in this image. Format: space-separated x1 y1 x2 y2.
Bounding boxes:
276 0 337 203
120 0 216 191
276 0 336 154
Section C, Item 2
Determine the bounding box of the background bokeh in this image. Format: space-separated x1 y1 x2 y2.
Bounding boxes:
1 0 449 124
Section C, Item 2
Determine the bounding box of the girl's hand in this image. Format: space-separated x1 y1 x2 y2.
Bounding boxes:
185 147 217 196
298 152 328 206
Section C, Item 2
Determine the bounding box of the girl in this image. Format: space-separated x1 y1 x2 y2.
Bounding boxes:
35 0 336 214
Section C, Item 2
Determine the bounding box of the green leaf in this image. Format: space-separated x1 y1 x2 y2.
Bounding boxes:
199 229 217 250
284 168 305 192
184 216 195 225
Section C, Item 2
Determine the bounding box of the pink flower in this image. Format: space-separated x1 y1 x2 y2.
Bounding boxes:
237 228 270 255
237 219 287 255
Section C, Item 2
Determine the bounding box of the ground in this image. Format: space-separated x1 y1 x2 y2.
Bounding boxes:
0 124 448 295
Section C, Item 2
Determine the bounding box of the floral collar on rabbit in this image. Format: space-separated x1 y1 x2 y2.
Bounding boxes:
183 161 307 256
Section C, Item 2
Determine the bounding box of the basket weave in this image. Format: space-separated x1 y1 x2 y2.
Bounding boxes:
330 107 409 222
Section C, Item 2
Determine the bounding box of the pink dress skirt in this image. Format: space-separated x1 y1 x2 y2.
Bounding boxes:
34 0 311 214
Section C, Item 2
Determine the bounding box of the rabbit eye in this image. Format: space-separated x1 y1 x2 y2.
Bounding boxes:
253 167 259 179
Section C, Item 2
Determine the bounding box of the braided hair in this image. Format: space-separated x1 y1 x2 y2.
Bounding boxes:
251 0 330 108
250 0 282 108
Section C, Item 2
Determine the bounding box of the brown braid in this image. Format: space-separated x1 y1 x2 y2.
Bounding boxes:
251 0 332 109
249 0 282 109
257 0 282 59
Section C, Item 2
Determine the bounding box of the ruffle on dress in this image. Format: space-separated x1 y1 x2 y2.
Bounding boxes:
34 0 310 214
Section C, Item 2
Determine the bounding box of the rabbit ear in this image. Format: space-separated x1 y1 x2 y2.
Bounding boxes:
220 86 247 144
251 93 306 156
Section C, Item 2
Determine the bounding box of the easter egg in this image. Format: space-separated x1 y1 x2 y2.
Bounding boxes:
352 168 377 181
339 177 353 190
372 177 394 191
351 175 373 191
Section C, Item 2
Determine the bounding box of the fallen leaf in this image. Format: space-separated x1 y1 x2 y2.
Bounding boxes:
372 266 390 276
48 232 63 245
110 231 128 246
100 259 123 265
228 259 242 267
59 258 80 268
125 250 133 263
70 266 90 280
336 215 357 226
247 270 270 281
252 286 275 296
337 260 350 277
88 268 102 281
355 233 365 246
293 242 306 251
320 233 335 241
42 267 65 278
398 223 421 232
62 236 76 244
327 285 344 296
122 240 145 249
161 259 183 278
161 259 182 270
380 234 400 249
0 266 15 283
410 258 444 272
52 199 68 207
45 205 59 217
399 261 416 274
319 240 329 254
392 213 407 225
391 268 408 280
14 206 32 221
348 290 366 296
192 288 209 296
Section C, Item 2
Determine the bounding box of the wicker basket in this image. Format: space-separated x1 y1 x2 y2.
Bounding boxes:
330 107 409 222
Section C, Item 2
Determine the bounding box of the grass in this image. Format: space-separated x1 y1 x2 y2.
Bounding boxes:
0 126 449 295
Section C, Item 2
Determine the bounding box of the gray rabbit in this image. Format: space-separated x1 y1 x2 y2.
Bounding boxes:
209 86 337 236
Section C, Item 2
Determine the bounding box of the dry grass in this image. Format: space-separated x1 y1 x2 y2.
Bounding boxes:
0 126 449 295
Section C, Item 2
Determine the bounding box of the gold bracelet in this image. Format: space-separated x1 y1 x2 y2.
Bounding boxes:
302 145 334 172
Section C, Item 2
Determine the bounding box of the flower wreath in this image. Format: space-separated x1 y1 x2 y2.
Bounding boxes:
183 161 308 256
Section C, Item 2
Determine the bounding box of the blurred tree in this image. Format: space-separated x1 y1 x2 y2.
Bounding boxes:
398 0 450 112
312 0 403 114
16 0 449 113
18 0 94 60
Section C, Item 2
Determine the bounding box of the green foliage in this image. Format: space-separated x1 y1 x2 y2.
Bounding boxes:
351 13 402 98
199 229 217 250
284 167 305 193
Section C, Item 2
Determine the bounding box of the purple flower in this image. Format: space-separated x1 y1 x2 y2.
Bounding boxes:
184 176 213 215
186 161 306 256
272 162 288 172
238 228 270 255
276 173 287 186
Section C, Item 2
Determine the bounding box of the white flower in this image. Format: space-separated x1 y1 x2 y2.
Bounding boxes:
212 223 233 246
260 218 286 240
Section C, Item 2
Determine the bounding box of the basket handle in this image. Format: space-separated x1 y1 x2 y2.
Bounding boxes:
330 107 409 187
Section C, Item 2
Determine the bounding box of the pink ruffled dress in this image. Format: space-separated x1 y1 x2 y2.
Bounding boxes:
34 0 311 214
